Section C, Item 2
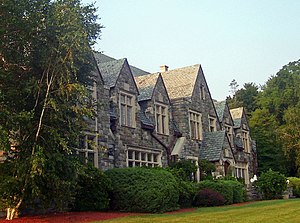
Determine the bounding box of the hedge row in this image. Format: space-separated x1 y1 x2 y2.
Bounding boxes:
73 167 247 213
196 180 246 205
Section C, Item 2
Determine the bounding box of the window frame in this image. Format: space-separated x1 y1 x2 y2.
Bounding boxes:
209 116 217 132
119 91 136 128
127 147 162 167
189 110 203 140
77 132 98 168
155 102 169 135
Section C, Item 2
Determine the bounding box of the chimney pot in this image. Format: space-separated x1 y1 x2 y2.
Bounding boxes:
160 65 169 72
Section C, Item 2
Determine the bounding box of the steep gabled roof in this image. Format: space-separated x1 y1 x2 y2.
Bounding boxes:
200 130 226 161
230 107 244 128
214 100 226 122
93 52 149 77
134 73 160 101
96 58 126 88
160 64 200 99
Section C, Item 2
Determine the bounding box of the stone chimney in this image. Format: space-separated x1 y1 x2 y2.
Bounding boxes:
160 65 169 72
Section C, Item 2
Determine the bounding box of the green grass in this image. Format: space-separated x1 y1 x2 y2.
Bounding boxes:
95 199 300 223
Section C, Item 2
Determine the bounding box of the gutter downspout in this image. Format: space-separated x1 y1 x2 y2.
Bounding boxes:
150 131 182 165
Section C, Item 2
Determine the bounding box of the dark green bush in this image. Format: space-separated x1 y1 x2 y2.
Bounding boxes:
177 180 197 208
255 170 287 200
288 177 300 197
73 165 111 211
222 180 246 203
193 188 225 207
197 179 246 205
197 180 233 204
106 168 179 213
169 160 198 181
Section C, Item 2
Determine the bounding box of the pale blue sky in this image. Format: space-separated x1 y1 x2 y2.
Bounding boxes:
83 0 300 100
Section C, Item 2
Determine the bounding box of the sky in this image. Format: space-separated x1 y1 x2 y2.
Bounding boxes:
82 0 300 100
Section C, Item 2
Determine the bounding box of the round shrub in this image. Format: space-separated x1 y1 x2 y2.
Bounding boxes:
287 177 300 197
73 165 111 211
193 189 225 207
105 167 179 213
255 169 287 200
197 180 233 204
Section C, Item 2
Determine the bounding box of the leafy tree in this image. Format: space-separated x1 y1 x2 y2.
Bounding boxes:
227 82 259 117
249 59 300 176
0 0 102 219
255 169 287 200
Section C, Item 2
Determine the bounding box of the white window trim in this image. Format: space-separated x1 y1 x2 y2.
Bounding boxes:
189 110 203 140
155 102 169 135
209 115 217 132
119 90 136 128
77 132 99 168
126 147 162 167
224 124 233 145
242 130 250 153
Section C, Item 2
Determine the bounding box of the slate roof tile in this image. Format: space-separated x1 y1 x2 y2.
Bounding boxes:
214 100 226 121
200 130 226 161
134 73 160 101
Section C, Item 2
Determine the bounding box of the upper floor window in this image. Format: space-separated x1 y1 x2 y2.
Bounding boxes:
77 133 98 167
155 103 169 135
119 91 135 127
242 130 250 152
200 84 205 100
189 110 202 140
224 124 233 144
209 116 217 132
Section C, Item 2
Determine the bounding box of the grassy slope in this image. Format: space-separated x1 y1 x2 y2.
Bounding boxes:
96 199 300 223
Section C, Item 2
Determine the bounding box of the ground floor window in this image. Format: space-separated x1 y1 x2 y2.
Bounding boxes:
235 163 249 184
127 148 161 167
77 133 98 167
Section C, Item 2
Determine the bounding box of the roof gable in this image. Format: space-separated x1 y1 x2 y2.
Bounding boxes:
200 130 226 161
97 58 125 88
214 101 226 121
230 107 247 128
160 64 200 99
135 73 160 101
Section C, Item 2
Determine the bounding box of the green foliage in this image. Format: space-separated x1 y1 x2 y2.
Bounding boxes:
105 168 179 213
169 160 198 181
176 180 197 208
199 159 215 180
287 177 300 197
196 180 246 205
0 0 102 217
73 165 111 211
255 170 287 199
227 82 259 117
193 188 225 207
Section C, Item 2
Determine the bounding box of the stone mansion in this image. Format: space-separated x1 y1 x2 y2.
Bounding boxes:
77 52 257 185
0 52 257 184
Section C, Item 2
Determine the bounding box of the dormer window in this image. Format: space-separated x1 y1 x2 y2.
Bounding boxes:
120 91 136 127
155 103 169 135
189 110 202 140
209 116 216 132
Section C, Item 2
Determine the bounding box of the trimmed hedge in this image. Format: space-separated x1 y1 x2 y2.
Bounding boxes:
193 188 225 207
196 180 246 205
105 168 179 213
73 165 111 211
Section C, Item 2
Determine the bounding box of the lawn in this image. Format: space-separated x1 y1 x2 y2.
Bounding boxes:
96 199 300 223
